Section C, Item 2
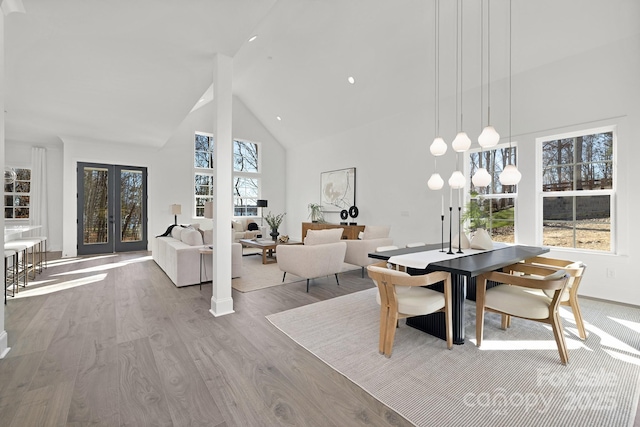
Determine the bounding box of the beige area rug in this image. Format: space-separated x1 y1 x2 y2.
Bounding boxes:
267 288 640 427
232 251 360 292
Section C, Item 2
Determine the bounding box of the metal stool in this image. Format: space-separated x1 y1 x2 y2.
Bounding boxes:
16 237 45 276
4 242 29 290
4 249 17 303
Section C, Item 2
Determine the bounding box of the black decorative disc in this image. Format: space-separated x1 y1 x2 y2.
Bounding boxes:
340 209 348 220
348 205 359 218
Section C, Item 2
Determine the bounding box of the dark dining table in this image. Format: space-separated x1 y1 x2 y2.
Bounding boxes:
369 244 549 345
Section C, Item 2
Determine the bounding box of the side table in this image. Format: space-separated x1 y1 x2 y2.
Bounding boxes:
199 247 213 290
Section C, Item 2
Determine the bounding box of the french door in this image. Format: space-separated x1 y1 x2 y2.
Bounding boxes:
77 162 148 255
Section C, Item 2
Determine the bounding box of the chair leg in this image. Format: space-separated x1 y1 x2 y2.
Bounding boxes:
569 297 587 340
306 279 310 292
384 311 399 357
282 272 286 282
379 305 389 355
335 274 339 286
501 314 511 330
550 311 569 365
476 277 487 347
361 266 364 278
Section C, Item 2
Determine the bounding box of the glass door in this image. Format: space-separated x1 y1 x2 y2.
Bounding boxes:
77 162 147 255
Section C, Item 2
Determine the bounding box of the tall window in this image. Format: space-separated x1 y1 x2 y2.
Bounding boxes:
233 140 260 217
4 167 31 219
194 133 214 217
193 134 261 218
467 144 518 243
540 129 614 251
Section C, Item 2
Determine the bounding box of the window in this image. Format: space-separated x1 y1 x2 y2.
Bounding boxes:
540 129 613 251
467 144 518 243
4 167 31 219
194 133 214 217
233 140 260 217
193 134 261 218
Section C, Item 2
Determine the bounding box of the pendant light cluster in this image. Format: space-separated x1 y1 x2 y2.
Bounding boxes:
428 0 520 193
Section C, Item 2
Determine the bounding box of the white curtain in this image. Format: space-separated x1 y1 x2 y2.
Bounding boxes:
29 147 48 239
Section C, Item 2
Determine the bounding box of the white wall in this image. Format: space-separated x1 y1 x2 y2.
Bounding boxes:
286 33 640 305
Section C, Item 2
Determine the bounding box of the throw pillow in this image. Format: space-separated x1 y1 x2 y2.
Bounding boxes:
202 230 213 245
232 220 244 232
363 225 391 240
181 228 204 246
304 228 343 245
171 227 184 240
247 222 259 231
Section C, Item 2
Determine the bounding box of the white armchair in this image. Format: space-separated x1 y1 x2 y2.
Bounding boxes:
277 228 347 292
344 225 393 277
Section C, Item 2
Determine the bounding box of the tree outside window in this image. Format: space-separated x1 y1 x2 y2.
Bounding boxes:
541 130 613 251
467 145 517 243
4 167 31 219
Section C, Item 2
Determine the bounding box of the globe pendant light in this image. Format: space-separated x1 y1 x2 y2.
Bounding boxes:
452 132 471 152
430 137 448 156
478 125 499 148
499 164 521 185
428 173 445 190
472 167 491 187
448 171 466 189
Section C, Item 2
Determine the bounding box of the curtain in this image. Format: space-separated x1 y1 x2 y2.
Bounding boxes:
29 147 48 239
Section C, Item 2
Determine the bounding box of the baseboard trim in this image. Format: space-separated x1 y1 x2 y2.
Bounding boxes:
210 296 234 317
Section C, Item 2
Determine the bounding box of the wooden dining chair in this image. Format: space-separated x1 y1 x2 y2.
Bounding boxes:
476 263 570 364
367 262 452 357
521 256 587 340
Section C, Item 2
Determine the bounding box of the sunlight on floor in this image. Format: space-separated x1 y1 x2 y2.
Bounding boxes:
51 255 153 276
609 316 640 334
45 254 119 267
13 274 108 298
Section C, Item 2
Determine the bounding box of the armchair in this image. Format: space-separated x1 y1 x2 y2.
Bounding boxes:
344 225 393 277
278 228 347 292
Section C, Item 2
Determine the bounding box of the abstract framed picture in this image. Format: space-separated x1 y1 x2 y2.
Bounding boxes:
320 167 356 212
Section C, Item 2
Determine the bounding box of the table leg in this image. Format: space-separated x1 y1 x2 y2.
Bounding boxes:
262 249 267 264
406 273 467 345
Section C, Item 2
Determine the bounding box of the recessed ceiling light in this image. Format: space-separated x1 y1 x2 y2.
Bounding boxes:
248 35 258 42
276 116 282 121
347 76 355 84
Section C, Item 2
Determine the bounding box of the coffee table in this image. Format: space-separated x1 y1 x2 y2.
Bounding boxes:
239 239 302 264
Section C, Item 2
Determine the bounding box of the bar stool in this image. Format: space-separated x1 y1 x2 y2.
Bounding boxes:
4 242 29 290
4 250 17 304
10 237 42 280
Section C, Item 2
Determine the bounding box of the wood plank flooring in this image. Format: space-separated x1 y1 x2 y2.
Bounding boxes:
0 251 412 426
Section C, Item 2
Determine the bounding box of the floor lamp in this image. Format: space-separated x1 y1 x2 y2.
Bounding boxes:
257 199 268 226
171 204 181 225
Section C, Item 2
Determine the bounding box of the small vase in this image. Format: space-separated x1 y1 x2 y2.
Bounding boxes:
270 229 279 241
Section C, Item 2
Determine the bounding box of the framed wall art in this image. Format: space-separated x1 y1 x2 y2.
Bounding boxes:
320 167 356 212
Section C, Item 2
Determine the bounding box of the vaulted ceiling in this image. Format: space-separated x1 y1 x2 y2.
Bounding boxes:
4 0 638 149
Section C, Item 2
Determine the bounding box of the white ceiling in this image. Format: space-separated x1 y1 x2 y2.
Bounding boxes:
4 0 638 149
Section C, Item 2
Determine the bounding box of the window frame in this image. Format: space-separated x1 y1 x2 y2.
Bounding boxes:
193 133 263 219
536 125 616 253
464 142 519 244
4 166 32 220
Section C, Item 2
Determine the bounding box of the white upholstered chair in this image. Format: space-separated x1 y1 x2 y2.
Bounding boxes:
277 228 347 292
521 256 587 340
475 263 571 364
367 262 452 357
344 225 393 277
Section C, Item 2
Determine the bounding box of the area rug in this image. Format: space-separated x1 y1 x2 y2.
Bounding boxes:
232 253 359 292
267 288 640 427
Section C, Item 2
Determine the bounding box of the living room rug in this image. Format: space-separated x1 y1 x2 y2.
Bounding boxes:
232 252 359 292
267 288 640 427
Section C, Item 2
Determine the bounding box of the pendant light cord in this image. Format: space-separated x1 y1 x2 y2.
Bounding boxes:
435 0 439 137
487 0 491 126
508 0 513 164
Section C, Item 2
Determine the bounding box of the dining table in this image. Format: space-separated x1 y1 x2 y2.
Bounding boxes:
369 243 549 345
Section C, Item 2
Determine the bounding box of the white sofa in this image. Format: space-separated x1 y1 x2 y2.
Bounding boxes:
152 226 242 287
232 218 268 243
277 228 347 292
344 225 393 277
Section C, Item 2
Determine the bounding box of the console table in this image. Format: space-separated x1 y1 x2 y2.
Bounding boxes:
302 222 365 240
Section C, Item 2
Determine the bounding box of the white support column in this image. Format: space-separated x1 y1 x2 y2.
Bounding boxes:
0 10 10 358
210 54 234 317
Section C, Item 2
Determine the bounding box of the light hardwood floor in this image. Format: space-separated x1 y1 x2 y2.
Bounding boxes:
1 251 412 427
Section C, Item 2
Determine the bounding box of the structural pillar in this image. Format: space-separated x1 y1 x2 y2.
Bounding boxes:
210 54 234 317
